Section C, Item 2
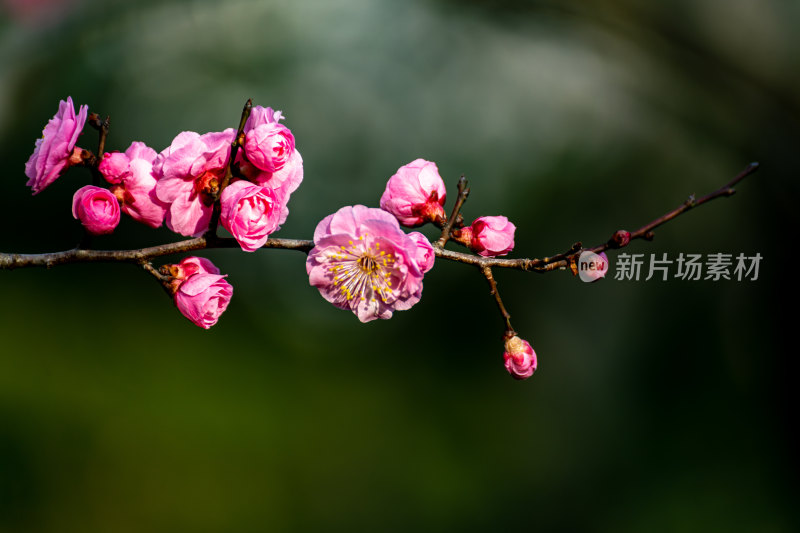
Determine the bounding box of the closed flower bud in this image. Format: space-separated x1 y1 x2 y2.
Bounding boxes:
220 180 282 252
503 335 537 380
71 185 120 235
379 159 447 226
468 216 515 257
244 123 295 172
611 230 631 248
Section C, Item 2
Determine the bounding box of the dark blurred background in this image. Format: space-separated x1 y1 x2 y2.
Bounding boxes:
0 0 796 531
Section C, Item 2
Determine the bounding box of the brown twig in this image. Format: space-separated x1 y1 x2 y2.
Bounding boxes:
0 237 313 270
140 260 173 295
436 175 469 248
481 265 515 335
205 98 253 239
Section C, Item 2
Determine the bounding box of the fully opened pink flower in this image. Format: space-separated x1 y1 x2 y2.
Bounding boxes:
503 335 537 380
306 205 427 323
71 185 120 235
25 96 89 195
169 256 232 329
154 129 235 237
102 142 168 228
380 159 447 227
220 179 282 252
463 216 516 257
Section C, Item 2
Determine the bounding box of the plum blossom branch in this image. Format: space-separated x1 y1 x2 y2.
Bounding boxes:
0 163 757 271
0 237 313 269
8 94 759 378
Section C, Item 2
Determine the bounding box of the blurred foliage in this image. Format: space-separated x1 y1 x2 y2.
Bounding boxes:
0 0 796 531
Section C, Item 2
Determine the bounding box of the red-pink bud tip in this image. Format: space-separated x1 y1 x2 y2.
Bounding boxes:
611 230 631 248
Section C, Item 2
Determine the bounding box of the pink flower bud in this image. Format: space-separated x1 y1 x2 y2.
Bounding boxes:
379 159 447 226
611 230 631 248
468 216 516 257
166 257 232 329
503 335 537 380
174 271 233 329
244 123 295 172
407 231 435 273
98 151 131 184
25 96 89 195
71 185 120 235
220 180 282 252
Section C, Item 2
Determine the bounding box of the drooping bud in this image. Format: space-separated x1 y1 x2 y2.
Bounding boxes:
71 185 120 235
379 159 447 226
164 256 232 329
503 335 537 380
468 216 515 257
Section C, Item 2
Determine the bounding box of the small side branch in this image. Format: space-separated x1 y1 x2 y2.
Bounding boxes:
481 265 515 335
206 98 253 239
436 175 469 248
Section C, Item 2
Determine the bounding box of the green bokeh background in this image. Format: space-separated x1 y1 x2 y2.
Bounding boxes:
1 1 796 531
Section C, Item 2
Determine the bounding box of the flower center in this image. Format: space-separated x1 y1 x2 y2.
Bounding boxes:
326 236 398 304
358 255 378 273
195 169 223 206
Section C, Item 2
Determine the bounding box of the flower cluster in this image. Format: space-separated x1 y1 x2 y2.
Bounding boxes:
24 97 304 329
304 158 533 379
24 98 536 380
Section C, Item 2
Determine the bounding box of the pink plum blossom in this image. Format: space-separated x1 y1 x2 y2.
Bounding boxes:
407 231 435 273
101 142 168 228
154 129 235 237
239 106 303 208
379 159 447 227
169 256 232 329
220 179 283 252
25 96 89 195
503 335 537 380
71 185 120 235
463 216 516 257
306 205 427 323
243 108 295 172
